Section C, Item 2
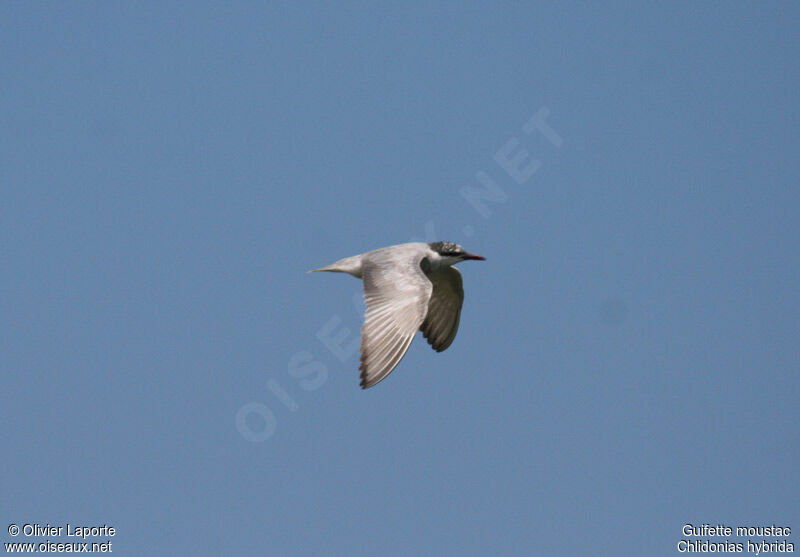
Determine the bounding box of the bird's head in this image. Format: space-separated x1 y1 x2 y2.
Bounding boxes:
428 241 486 266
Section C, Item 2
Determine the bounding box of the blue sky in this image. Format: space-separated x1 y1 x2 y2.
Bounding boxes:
2 2 798 555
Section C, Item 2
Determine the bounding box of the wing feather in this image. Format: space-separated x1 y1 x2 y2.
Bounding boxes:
358 248 432 389
420 267 464 352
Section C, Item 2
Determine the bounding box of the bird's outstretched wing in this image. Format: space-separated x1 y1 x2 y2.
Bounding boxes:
420 266 464 352
359 248 432 389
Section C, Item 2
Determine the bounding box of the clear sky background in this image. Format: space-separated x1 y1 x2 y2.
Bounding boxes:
2 3 798 555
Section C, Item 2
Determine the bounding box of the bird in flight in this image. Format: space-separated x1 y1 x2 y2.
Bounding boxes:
309 241 485 389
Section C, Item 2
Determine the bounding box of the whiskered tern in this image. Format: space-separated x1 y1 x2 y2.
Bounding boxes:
309 242 485 389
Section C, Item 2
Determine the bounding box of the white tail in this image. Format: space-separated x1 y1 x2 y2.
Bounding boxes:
307 254 363 278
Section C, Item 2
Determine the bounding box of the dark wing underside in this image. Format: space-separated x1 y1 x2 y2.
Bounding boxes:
420 266 464 352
